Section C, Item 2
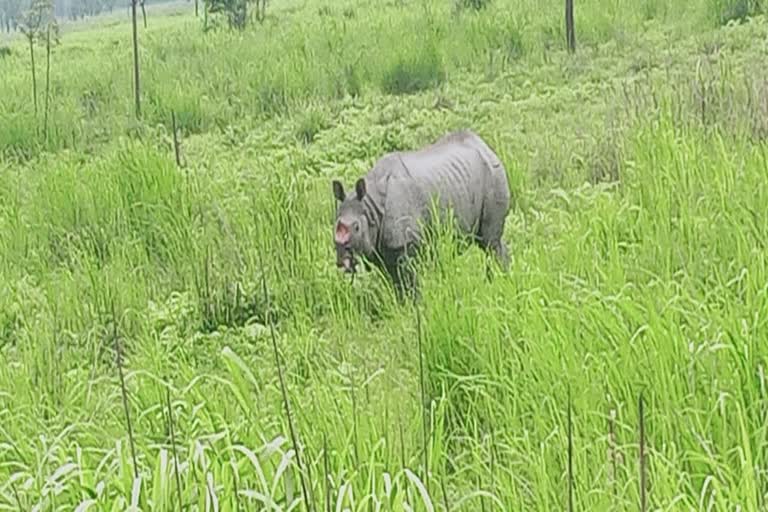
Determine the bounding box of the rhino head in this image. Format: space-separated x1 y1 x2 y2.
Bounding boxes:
332 178 376 274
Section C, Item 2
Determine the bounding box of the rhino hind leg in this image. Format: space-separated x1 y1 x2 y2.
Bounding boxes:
484 239 509 281
477 196 510 279
469 139 512 278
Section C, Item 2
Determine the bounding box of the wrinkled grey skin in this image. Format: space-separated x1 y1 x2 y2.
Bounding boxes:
332 129 511 301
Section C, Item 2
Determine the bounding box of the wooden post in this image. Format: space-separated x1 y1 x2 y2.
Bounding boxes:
171 111 182 168
29 34 37 115
131 0 141 118
44 24 51 143
565 0 575 53
140 0 147 28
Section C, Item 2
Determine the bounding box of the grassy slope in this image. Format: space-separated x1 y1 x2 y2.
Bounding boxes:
1 0 768 509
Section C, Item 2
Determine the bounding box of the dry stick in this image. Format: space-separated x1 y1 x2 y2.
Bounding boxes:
384 402 390 471
478 474 486 512
11 482 21 510
350 376 360 470
112 301 139 481
131 0 141 118
258 251 311 511
639 392 647 512
699 61 707 127
165 387 184 512
205 471 216 507
399 419 406 469
565 0 575 53
48 303 59 409
399 419 412 504
304 444 318 512
28 33 37 115
440 476 450 512
323 432 331 512
489 406 497 498
415 306 429 494
568 385 573 512
609 408 617 501
171 111 182 167
232 462 242 512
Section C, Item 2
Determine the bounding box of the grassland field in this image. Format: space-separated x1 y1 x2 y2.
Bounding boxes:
1 0 768 509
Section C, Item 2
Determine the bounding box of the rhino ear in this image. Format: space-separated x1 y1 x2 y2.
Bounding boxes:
355 178 366 201
332 180 345 202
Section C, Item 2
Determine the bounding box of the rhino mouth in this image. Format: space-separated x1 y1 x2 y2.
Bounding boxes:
338 254 356 273
336 241 359 274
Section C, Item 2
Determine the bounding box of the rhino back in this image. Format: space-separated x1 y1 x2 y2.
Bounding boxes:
373 133 503 250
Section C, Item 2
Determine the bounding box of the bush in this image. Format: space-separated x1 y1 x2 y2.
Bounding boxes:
455 0 492 11
716 0 763 25
295 106 330 145
379 43 446 96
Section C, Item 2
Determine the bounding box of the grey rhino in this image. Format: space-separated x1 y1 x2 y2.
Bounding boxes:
332 129 511 300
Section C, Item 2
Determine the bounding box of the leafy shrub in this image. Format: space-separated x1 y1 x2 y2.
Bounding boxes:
455 0 492 11
295 106 330 144
205 0 248 29
379 43 446 96
484 15 525 63
716 0 763 25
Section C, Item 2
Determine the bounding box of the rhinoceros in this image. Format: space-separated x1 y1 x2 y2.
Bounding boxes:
332 129 511 300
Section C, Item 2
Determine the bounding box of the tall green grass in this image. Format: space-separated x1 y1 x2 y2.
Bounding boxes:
1 0 768 509
1 0 765 157
3 106 767 509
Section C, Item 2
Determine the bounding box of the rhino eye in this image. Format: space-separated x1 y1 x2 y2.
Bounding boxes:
353 221 360 232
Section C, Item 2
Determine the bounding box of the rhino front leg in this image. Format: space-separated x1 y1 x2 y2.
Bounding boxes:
397 262 420 302
384 250 420 303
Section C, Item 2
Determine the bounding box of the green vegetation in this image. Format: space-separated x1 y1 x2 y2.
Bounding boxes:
1 0 768 509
